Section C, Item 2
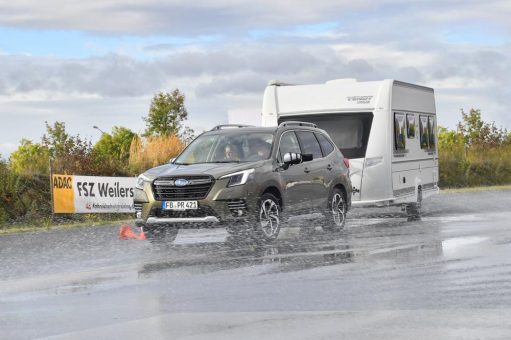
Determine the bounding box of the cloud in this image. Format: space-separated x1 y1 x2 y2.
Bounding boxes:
1 0 510 36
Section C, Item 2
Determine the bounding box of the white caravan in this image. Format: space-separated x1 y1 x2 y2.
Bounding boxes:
261 78 439 216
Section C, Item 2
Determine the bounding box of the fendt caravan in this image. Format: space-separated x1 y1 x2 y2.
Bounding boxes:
261 79 439 217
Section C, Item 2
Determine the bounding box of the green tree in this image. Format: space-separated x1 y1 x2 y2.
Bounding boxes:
143 89 189 137
9 139 50 176
457 109 508 147
42 121 75 159
93 126 135 162
42 121 95 175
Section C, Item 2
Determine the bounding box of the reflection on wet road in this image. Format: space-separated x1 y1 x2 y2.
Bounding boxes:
2 190 511 339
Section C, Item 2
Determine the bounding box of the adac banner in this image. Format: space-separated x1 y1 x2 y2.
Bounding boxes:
52 175 136 213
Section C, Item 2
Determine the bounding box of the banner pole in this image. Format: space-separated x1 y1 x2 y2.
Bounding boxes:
49 158 54 221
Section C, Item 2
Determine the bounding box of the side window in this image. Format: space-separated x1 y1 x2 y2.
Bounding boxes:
406 114 416 138
420 115 430 149
315 133 335 156
278 131 301 161
394 113 406 150
296 131 323 159
428 116 436 149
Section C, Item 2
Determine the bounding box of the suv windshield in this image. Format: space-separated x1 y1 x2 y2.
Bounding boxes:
175 132 274 164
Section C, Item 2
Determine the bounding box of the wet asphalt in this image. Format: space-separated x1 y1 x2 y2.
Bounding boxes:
1 190 511 339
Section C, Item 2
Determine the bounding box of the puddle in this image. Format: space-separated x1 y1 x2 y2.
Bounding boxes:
442 236 488 257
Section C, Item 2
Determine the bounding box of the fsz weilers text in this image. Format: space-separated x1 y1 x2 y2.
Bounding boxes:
76 181 134 198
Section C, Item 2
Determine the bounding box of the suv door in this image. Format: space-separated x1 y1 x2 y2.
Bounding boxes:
277 131 310 212
295 130 329 208
315 132 339 205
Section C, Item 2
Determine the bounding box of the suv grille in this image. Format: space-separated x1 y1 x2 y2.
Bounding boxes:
152 175 214 200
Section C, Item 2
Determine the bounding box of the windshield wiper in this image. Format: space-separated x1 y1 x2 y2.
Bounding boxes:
174 162 190 165
211 160 241 163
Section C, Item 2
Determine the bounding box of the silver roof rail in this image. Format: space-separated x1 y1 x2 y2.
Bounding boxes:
210 124 254 131
278 121 317 129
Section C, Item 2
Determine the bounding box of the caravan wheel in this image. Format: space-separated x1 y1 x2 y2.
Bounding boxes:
406 187 422 221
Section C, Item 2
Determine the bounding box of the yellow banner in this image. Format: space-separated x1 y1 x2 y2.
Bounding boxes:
52 175 75 213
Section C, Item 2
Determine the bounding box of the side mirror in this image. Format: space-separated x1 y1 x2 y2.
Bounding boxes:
283 152 302 165
169 158 176 164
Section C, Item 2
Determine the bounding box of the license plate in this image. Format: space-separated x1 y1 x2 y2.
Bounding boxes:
162 201 198 210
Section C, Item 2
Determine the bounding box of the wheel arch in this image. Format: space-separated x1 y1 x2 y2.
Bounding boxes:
261 186 283 210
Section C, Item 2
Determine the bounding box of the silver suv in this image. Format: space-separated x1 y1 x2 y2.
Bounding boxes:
134 122 352 243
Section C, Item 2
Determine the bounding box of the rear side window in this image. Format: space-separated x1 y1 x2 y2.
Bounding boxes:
278 131 301 160
315 133 335 156
296 131 323 159
394 113 406 150
420 115 430 149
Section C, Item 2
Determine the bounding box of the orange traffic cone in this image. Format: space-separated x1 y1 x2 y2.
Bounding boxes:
119 224 146 240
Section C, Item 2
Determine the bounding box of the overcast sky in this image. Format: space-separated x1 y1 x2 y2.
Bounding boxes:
1 0 510 157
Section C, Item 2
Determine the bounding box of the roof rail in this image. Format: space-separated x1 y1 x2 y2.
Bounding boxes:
278 121 317 129
210 124 254 131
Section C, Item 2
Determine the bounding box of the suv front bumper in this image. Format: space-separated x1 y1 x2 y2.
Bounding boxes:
133 179 259 228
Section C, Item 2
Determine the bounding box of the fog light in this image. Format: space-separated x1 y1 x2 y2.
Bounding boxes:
136 212 142 219
237 209 243 217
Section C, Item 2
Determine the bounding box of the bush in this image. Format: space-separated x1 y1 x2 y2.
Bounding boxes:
129 134 184 175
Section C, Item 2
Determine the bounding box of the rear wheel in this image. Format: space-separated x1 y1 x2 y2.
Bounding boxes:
254 193 281 241
144 224 179 244
322 187 347 232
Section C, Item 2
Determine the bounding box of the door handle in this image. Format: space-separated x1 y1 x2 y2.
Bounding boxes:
304 168 310 173
326 164 333 171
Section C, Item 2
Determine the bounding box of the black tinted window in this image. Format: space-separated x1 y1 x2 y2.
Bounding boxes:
279 131 301 160
420 115 429 149
315 133 334 156
428 116 436 149
394 113 406 150
296 131 322 159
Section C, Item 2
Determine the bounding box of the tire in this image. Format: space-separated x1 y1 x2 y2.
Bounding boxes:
406 187 422 221
253 193 281 242
322 187 347 232
144 224 179 244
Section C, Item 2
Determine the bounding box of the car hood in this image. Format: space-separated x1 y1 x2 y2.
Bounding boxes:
144 161 265 179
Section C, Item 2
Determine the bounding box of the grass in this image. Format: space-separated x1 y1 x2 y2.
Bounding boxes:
441 184 511 194
0 217 134 235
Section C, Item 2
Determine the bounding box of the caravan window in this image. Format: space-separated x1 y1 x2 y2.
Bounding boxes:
406 114 416 138
278 113 373 159
428 116 436 149
419 115 430 149
394 113 406 150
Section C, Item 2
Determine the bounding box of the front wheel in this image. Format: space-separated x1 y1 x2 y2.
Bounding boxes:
322 188 347 232
254 193 281 242
144 224 179 245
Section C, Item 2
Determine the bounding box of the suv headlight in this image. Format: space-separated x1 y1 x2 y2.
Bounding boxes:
135 174 150 190
220 169 255 187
